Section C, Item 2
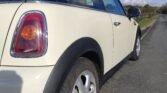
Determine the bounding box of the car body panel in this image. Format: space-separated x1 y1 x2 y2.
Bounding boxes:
0 66 53 93
1 3 138 73
0 1 139 93
111 14 138 64
2 3 116 73
0 3 22 63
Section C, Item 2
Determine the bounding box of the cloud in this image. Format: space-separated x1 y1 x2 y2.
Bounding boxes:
121 0 150 6
149 0 167 6
121 0 167 6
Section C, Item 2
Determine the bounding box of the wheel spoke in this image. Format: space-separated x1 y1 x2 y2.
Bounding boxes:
75 77 86 93
72 88 78 93
85 74 91 90
136 38 141 56
72 70 96 93
85 72 96 93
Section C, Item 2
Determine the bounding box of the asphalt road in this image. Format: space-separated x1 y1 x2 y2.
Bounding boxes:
100 15 167 93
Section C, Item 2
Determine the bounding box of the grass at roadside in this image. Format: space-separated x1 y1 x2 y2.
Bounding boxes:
139 15 158 28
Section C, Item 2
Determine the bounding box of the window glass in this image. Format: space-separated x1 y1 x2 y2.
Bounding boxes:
70 0 94 7
86 0 94 6
41 0 105 10
0 0 22 1
103 0 125 15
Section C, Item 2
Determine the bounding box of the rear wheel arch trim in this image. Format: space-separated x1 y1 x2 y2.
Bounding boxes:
137 26 142 37
44 37 104 93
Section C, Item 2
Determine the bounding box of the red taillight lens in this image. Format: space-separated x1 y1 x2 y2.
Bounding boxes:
11 11 47 58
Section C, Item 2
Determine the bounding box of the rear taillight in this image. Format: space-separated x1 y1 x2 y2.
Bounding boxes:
11 11 47 58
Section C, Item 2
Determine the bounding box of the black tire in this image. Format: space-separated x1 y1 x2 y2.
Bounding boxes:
130 34 141 61
59 57 99 93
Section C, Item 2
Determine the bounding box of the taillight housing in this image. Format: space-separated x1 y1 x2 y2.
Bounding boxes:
11 11 48 58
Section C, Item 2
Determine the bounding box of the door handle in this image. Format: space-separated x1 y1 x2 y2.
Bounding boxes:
114 22 121 26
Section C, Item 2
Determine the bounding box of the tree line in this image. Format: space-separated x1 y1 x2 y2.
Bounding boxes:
159 3 167 14
124 4 158 21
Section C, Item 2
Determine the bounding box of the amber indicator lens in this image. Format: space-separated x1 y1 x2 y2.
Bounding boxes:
21 25 38 41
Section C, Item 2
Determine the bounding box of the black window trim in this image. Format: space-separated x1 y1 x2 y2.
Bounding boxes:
117 0 127 16
0 0 24 3
102 0 126 16
26 0 127 17
28 0 107 12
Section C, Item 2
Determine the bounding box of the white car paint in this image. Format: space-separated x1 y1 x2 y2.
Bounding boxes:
0 3 22 61
0 2 138 93
0 66 53 93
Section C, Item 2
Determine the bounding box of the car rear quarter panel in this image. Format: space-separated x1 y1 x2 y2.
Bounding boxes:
1 3 115 73
0 3 22 62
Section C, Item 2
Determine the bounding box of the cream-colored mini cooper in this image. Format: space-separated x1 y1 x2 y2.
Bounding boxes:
0 0 141 93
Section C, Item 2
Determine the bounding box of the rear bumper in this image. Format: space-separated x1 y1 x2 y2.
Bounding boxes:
0 66 53 93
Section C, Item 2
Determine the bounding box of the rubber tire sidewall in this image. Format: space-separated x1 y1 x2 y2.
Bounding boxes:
59 57 99 93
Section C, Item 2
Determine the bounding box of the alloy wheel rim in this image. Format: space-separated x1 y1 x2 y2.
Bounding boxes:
72 70 96 93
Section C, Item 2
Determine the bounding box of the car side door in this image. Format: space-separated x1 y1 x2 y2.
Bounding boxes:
102 0 133 64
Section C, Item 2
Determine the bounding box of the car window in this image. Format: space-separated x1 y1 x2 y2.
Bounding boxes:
86 0 94 6
42 0 105 10
0 0 22 1
70 0 94 6
69 0 105 10
102 0 125 15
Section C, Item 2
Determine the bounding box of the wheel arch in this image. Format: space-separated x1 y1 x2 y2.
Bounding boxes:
137 26 142 37
44 37 104 93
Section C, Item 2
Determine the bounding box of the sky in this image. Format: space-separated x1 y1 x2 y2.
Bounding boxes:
120 0 167 6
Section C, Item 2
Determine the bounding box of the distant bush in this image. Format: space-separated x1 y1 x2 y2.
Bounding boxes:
160 4 167 14
124 4 158 21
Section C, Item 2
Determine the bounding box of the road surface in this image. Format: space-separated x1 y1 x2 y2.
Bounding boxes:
100 15 167 93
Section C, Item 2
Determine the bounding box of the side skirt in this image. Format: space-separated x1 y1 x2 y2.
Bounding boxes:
101 52 132 86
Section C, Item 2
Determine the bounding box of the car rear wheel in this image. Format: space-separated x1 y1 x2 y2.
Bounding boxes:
59 57 99 93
